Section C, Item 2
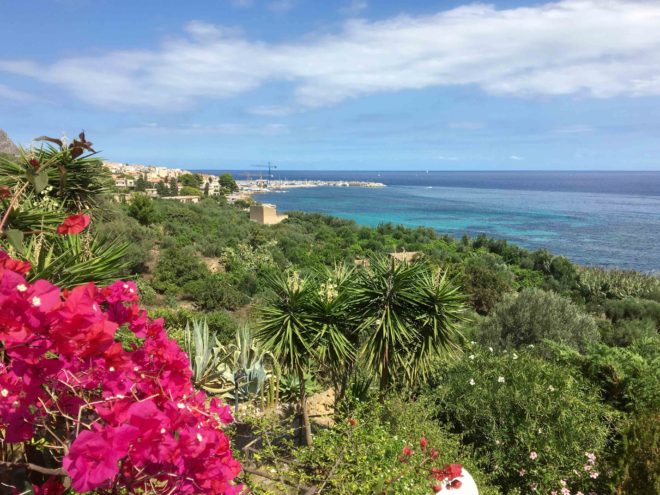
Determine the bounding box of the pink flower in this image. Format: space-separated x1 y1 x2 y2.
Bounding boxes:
63 426 138 492
590 471 600 479
420 437 428 449
56 213 90 235
529 451 538 460
0 259 242 494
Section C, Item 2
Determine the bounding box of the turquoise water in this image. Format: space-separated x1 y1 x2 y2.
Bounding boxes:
248 172 660 272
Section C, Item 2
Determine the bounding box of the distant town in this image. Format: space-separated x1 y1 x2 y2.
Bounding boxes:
103 160 385 205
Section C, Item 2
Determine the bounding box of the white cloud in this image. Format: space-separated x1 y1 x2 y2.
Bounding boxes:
130 122 289 136
510 155 524 160
247 105 295 116
0 83 36 102
2 0 660 111
340 0 368 16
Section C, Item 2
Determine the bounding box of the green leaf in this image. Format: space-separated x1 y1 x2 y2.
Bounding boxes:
6 229 25 254
33 171 49 193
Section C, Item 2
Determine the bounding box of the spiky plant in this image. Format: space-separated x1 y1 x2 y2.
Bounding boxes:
184 318 226 389
256 270 316 445
0 132 128 286
351 256 466 392
308 263 358 402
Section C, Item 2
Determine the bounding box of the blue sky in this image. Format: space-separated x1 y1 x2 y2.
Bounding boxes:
1 0 660 171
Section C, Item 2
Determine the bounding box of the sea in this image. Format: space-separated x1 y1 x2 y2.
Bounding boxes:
196 170 660 273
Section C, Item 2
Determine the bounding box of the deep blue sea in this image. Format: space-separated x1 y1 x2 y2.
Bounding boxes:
197 171 660 272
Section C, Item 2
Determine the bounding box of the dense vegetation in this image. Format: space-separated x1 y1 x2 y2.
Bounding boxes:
2 135 658 494
112 191 659 494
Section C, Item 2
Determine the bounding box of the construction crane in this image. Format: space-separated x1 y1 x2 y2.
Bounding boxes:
251 162 277 185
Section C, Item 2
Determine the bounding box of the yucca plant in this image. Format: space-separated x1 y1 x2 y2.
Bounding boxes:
257 270 316 445
350 256 466 392
1 132 128 286
0 132 111 211
308 263 358 402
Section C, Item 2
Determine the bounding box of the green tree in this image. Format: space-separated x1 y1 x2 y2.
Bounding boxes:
127 194 158 226
169 176 179 196
203 181 210 197
134 173 148 192
351 257 466 392
219 173 238 193
155 180 169 197
180 185 202 197
257 271 316 445
462 253 514 314
179 173 203 188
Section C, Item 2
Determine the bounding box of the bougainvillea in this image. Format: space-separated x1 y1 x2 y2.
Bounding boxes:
0 250 242 494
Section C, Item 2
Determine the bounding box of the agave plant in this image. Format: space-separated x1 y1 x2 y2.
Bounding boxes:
183 321 280 412
184 318 228 392
218 326 279 409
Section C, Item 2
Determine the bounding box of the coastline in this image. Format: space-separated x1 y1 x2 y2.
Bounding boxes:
252 181 660 273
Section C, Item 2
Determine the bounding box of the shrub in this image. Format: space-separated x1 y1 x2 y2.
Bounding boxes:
461 253 514 314
427 347 611 494
578 267 660 301
185 273 249 311
95 216 157 274
602 297 660 325
0 251 241 494
127 193 159 226
153 245 209 294
479 288 600 350
600 318 657 348
291 398 500 495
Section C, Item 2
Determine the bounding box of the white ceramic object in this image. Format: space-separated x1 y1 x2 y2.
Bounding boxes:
445 468 479 495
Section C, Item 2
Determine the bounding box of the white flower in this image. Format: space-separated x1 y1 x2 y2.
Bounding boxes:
108 366 115 372
160 428 166 434
498 376 505 383
469 378 475 386
512 353 518 360
1 389 8 398
31 296 41 307
123 283 129 289
488 347 494 352
16 284 27 292
468 354 475 360
177 402 186 409
196 433 203 442
548 385 556 392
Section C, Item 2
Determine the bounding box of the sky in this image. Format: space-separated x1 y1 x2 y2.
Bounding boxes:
1 0 660 171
